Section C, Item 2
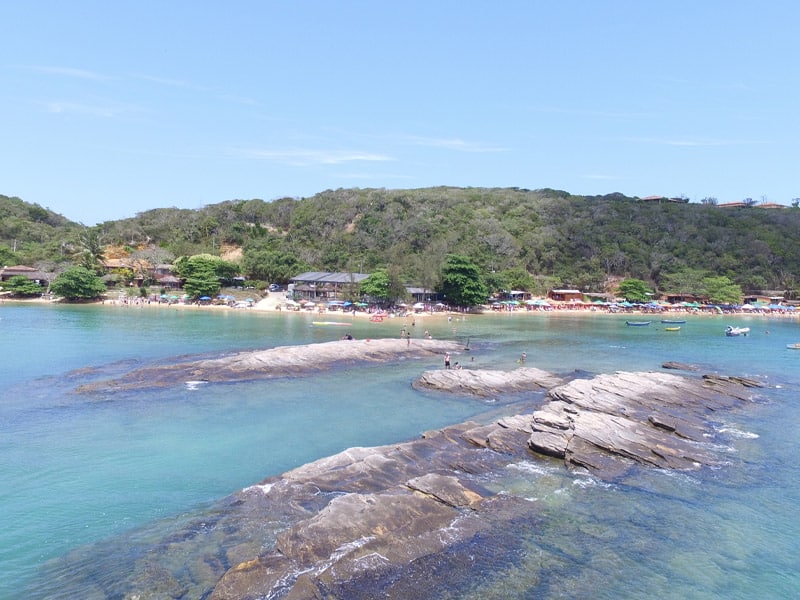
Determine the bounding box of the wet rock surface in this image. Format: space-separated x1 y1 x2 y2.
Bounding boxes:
412 366 563 397
46 368 764 599
528 371 763 479
76 338 463 392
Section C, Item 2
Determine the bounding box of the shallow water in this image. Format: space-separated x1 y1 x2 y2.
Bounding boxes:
1 304 799 598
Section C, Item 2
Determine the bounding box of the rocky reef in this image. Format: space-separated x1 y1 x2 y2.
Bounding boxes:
412 366 564 397
75 338 464 392
527 371 762 479
47 363 766 600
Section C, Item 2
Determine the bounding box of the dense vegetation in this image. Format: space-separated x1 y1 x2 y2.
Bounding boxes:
2 188 799 299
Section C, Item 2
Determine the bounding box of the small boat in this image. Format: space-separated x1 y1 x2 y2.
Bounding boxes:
660 319 686 324
664 326 681 331
312 321 351 326
626 320 651 326
787 343 800 349
725 326 750 337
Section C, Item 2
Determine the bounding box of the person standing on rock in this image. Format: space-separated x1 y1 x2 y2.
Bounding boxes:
444 353 451 369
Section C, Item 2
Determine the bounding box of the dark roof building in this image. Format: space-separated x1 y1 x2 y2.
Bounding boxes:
0 265 50 285
289 271 370 300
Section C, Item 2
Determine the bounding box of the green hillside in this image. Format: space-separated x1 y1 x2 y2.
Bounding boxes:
3 188 799 297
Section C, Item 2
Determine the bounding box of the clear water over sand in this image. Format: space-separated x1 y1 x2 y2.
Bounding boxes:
2 303 798 598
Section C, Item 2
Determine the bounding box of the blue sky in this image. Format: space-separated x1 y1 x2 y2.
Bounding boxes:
3 1 799 224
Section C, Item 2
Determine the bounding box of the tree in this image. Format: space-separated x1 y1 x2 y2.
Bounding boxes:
77 228 106 273
359 269 391 302
616 278 652 302
438 254 488 307
50 266 106 300
2 275 43 297
660 268 708 297
174 254 227 299
241 249 308 283
702 275 743 304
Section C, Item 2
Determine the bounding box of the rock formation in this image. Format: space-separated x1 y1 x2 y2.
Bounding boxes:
528 371 763 479
412 366 563 397
75 338 463 392
52 365 765 599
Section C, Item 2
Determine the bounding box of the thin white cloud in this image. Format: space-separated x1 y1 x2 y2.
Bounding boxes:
42 100 130 118
231 147 393 166
335 172 415 181
582 174 625 181
19 65 110 81
619 136 768 147
525 105 655 119
400 135 509 153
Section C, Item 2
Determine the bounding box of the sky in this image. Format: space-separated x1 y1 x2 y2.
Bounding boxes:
3 1 799 225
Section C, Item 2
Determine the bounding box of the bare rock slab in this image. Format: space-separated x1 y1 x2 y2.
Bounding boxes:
528 371 763 479
413 367 563 397
77 338 463 392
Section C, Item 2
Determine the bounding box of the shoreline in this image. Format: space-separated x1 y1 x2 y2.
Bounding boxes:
4 293 798 322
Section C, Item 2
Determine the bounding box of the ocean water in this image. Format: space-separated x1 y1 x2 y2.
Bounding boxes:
1 303 798 598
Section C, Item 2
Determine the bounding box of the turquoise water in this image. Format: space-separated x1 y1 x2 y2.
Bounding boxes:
1 304 799 598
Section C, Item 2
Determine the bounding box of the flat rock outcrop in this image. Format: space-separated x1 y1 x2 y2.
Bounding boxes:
49 369 765 599
76 338 463 392
528 371 763 479
412 367 563 397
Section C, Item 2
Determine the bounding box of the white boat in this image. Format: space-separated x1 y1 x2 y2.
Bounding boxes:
725 326 750 337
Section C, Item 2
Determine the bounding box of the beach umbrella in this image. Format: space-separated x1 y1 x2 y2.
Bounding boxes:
199 296 211 300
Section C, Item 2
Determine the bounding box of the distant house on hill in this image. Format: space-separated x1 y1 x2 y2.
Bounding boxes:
641 195 689 204
0 265 50 286
719 201 787 209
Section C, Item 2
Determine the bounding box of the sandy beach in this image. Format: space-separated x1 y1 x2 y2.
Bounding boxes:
4 290 798 322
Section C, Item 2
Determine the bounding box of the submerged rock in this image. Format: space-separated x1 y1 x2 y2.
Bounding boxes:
76 338 463 392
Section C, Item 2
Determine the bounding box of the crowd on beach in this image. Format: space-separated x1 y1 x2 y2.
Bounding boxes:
7 288 799 321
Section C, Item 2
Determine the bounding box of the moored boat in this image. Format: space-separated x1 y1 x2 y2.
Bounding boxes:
664 326 681 332
626 320 651 326
725 326 750 337
787 343 800 349
661 319 686 324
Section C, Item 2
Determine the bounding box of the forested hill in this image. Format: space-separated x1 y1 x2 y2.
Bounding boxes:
2 187 799 295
